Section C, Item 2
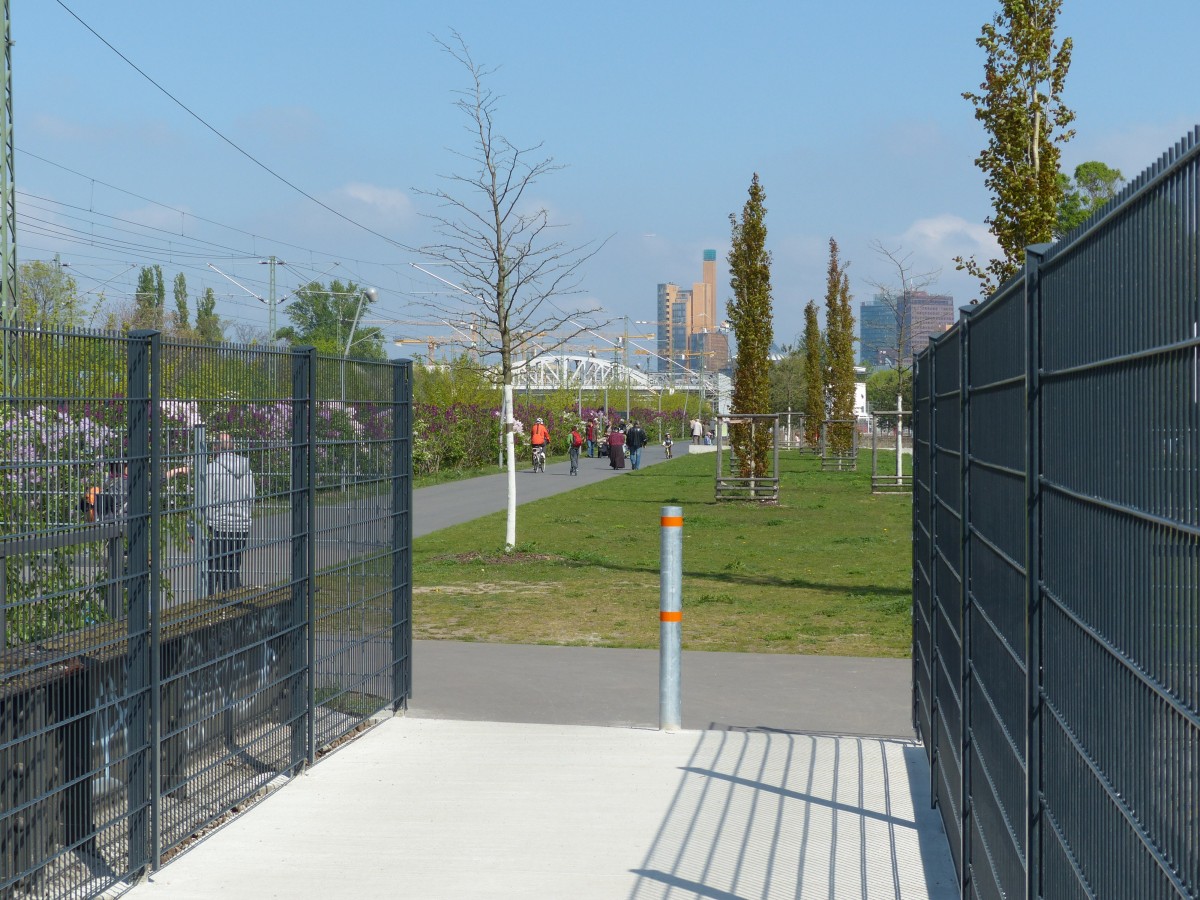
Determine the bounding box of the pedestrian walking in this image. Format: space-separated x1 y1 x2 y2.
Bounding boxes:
626 419 648 470
202 433 256 594
691 417 703 444
585 417 597 458
607 425 626 469
569 425 583 475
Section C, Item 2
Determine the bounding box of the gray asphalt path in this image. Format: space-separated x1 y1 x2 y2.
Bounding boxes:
409 640 916 738
415 443 673 537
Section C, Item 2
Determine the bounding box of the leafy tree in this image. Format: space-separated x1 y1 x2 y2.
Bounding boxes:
802 300 824 447
276 279 384 360
769 341 806 417
17 260 88 329
194 286 225 343
416 32 602 551
726 173 775 480
1055 160 1124 237
866 368 913 427
173 272 190 331
135 264 166 328
823 238 856 454
958 0 1074 299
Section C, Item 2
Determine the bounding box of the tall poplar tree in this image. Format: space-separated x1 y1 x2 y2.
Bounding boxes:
135 265 166 328
173 272 190 331
958 0 1074 299
194 287 224 343
726 173 774 479
823 239 856 455
802 300 824 448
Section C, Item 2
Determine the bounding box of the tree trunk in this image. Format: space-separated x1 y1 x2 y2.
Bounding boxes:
504 383 517 550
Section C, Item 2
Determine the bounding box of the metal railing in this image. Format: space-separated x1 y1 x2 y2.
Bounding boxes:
869 413 912 493
0 329 413 898
713 414 780 501
912 127 1199 899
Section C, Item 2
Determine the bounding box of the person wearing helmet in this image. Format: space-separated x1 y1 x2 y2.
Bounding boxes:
530 417 550 466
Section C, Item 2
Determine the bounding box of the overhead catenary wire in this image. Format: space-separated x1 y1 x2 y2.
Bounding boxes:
50 0 419 256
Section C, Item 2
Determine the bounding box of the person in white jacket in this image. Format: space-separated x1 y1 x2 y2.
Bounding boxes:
203 433 256 594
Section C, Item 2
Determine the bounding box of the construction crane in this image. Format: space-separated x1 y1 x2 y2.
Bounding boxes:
393 336 477 365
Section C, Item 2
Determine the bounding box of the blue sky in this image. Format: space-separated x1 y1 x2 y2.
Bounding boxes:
14 1 1200 354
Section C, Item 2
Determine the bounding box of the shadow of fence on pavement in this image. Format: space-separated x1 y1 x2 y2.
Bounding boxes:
629 729 957 899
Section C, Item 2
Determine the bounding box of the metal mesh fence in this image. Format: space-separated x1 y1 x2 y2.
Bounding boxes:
0 330 412 898
912 128 1200 899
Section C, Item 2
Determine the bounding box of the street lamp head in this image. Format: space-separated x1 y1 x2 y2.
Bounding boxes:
363 287 378 303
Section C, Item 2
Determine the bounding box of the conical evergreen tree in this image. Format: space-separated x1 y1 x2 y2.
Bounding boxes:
726 173 774 479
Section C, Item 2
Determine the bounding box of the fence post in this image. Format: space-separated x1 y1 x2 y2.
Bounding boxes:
959 307 974 893
1024 243 1051 900
392 359 413 708
659 506 683 732
125 329 157 875
193 424 207 601
927 342 940 811
290 347 314 768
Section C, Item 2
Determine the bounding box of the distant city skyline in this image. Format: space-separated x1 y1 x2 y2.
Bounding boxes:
859 291 955 368
655 248 724 374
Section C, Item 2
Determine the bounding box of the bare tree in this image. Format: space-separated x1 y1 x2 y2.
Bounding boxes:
416 32 604 551
866 241 943 480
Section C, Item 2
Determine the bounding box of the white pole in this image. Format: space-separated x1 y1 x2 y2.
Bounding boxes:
659 506 683 732
504 383 517 551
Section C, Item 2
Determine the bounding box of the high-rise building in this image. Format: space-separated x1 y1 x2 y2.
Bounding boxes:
656 249 720 373
858 291 955 368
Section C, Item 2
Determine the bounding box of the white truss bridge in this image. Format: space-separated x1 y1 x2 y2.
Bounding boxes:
510 353 729 398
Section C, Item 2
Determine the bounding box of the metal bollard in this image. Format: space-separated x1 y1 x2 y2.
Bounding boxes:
659 505 683 731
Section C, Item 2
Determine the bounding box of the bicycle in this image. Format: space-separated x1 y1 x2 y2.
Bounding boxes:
532 444 546 473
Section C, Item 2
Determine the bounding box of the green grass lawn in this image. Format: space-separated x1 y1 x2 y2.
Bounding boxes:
413 450 914 657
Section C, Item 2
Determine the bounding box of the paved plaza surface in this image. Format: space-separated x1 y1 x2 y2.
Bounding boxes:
126 447 957 899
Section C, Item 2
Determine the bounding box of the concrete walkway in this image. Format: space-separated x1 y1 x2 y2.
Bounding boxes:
125 449 958 899
128 644 955 899
133 718 954 899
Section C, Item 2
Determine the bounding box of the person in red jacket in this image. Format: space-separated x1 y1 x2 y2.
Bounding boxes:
585 417 597 458
530 417 550 467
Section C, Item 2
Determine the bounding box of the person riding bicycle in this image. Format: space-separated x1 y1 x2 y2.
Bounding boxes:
530 417 550 467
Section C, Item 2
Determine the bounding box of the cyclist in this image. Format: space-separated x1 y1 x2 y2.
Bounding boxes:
530 417 550 469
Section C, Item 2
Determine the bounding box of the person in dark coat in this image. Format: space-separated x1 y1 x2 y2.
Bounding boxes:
626 420 648 469
607 426 626 469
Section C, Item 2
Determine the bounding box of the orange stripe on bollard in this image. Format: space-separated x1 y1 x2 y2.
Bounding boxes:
660 611 682 622
660 516 683 527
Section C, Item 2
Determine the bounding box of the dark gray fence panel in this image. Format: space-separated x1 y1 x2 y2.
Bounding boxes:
914 126 1200 900
1035 130 1200 900
0 329 413 898
913 352 934 754
930 324 965 878
962 279 1029 899
310 355 404 751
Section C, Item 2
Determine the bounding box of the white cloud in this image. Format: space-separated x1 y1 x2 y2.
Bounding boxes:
900 213 999 265
335 182 415 224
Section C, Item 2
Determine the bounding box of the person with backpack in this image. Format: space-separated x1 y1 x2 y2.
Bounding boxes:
569 424 583 475
626 419 649 470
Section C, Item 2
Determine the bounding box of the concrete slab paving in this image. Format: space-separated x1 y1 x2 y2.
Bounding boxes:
130 718 956 900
